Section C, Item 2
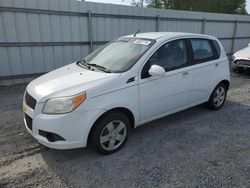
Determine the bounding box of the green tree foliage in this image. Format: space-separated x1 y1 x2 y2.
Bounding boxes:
131 0 145 7
146 0 247 15
146 0 163 8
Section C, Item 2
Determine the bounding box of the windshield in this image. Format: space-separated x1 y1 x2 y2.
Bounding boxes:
81 38 155 73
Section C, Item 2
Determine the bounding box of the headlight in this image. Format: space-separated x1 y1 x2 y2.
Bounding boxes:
42 92 86 114
232 54 236 61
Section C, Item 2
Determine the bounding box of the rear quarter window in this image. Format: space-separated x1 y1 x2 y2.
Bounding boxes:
191 39 214 63
211 40 221 58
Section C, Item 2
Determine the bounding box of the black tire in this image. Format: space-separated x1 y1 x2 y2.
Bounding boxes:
207 83 227 110
89 112 130 155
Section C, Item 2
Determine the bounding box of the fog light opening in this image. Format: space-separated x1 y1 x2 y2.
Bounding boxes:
39 130 65 142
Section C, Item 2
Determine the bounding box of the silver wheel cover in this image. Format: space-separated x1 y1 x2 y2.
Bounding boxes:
213 86 226 107
100 120 127 151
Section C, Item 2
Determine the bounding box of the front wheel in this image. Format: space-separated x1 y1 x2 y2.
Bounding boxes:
89 112 130 154
207 83 227 110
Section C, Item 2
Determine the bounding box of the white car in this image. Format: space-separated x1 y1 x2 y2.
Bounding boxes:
23 32 230 154
232 43 250 72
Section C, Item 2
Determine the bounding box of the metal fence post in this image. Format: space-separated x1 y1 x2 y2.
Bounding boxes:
87 11 93 53
231 19 238 54
201 17 206 34
156 15 160 32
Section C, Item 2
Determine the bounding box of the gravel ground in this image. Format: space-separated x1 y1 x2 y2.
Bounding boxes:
0 73 250 188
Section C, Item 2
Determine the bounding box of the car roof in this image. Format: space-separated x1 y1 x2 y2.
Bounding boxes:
124 32 216 40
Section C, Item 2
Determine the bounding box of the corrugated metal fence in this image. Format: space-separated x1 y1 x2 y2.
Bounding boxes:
1 0 250 85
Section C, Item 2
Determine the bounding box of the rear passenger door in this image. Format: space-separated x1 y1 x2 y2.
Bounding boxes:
188 38 222 105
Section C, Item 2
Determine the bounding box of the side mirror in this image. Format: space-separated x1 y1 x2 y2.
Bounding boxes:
148 65 165 76
248 43 250 47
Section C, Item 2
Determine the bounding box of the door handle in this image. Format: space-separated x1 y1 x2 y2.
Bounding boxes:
182 72 189 76
215 63 219 67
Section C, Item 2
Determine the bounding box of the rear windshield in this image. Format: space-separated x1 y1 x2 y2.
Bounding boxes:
82 38 155 73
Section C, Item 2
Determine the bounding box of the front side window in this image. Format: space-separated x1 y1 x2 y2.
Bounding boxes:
191 39 214 63
141 39 188 78
80 38 154 73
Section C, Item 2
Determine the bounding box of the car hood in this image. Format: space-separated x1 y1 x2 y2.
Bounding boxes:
234 46 250 60
26 63 120 102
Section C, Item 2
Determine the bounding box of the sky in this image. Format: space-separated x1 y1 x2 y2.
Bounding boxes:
85 0 250 14
85 0 132 6
247 0 250 13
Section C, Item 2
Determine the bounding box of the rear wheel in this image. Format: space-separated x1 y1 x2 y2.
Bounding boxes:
89 112 130 154
207 83 227 110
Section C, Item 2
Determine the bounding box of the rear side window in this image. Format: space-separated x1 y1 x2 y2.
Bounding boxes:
191 39 214 63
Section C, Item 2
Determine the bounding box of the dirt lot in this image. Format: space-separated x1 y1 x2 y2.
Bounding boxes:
0 73 250 188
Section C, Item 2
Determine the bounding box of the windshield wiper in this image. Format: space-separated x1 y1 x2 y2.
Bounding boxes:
88 63 111 73
77 60 111 73
77 59 91 70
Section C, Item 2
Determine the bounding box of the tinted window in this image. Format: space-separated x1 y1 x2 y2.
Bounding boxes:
141 39 188 78
191 39 214 63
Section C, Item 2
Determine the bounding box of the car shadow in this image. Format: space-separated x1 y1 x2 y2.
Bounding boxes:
231 71 250 79
40 98 250 187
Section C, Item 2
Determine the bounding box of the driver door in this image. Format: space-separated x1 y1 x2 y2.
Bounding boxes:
138 39 192 121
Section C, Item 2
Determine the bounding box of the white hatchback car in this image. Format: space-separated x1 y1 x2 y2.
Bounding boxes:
23 32 230 154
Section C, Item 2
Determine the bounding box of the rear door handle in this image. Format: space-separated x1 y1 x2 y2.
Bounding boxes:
215 63 219 67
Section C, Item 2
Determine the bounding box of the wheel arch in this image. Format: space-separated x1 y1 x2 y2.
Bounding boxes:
219 79 230 90
209 79 230 99
87 107 135 145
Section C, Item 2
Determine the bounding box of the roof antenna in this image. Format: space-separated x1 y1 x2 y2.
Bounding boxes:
133 29 141 37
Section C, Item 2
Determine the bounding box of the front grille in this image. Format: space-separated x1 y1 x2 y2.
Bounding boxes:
236 60 250 66
25 92 37 109
25 114 32 131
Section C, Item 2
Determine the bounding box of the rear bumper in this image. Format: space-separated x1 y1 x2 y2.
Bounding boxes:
23 102 105 149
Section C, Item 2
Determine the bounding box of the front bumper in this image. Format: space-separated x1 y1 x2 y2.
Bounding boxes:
232 59 250 69
23 101 105 149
